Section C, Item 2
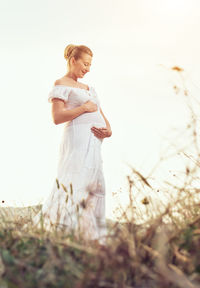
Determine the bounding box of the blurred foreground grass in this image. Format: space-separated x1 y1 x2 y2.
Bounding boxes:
0 200 200 288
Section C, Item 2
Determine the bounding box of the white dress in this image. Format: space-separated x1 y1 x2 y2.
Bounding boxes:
31 84 108 243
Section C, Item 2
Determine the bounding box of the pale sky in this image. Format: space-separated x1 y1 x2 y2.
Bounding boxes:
1 0 200 222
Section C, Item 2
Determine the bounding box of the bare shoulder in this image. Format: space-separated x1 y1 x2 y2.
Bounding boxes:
54 77 89 90
54 77 69 86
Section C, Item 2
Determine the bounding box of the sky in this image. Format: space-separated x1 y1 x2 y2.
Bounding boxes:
0 0 200 222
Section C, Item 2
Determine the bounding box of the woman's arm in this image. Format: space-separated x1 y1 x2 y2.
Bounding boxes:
51 99 99 125
51 99 86 125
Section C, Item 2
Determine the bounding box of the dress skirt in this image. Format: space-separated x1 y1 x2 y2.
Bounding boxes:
31 121 108 243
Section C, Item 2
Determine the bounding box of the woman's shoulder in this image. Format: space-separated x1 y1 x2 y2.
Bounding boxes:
48 81 71 103
54 78 67 86
54 78 90 90
50 79 72 93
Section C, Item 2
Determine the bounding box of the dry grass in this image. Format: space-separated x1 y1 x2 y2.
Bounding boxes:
1 66 200 287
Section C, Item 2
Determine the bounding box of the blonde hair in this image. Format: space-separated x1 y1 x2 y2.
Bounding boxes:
64 44 93 68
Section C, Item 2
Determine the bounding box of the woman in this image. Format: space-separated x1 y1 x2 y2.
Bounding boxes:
31 44 112 244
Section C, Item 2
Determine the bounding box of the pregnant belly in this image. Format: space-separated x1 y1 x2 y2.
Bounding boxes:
67 110 106 127
62 110 106 151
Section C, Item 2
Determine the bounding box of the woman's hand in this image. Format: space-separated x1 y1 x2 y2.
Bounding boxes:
83 101 98 112
91 126 112 139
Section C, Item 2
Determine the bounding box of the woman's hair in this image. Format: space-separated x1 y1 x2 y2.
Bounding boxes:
64 44 93 68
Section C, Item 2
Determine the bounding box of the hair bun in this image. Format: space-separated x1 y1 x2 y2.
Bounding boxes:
64 44 76 61
63 44 93 68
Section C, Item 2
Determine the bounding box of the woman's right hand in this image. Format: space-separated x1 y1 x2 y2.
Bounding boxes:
83 100 98 112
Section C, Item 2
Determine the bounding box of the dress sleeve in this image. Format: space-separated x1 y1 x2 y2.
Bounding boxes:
48 86 70 103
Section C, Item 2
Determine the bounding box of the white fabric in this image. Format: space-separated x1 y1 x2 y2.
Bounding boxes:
32 84 108 244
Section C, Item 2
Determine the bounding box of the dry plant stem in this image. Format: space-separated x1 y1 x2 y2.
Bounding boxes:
152 226 199 288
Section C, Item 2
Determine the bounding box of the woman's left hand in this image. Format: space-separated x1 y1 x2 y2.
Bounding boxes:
91 126 112 139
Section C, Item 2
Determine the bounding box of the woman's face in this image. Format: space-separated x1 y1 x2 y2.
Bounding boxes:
71 53 92 78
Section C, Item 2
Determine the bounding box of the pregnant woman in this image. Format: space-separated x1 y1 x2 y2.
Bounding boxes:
30 44 112 245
